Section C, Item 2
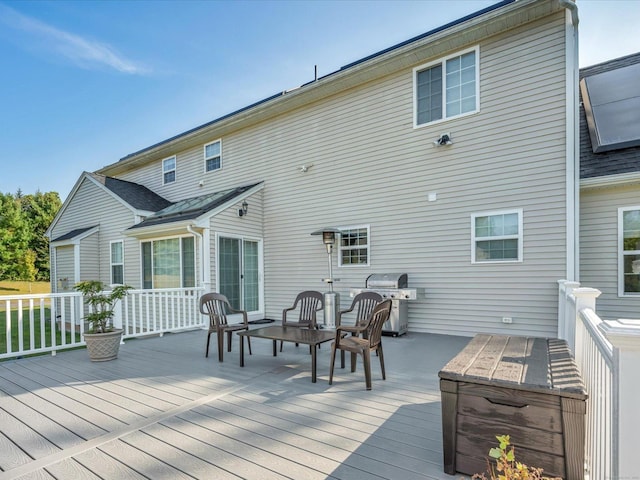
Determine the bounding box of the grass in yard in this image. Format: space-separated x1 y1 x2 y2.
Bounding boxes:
0 280 51 296
0 306 82 357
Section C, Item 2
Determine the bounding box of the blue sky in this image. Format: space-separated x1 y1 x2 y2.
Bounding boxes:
1 0 639 200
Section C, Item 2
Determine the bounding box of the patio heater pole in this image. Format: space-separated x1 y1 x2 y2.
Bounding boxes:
311 228 341 329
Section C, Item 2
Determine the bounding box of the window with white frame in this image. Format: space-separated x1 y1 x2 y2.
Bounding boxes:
339 226 370 266
619 207 640 295
162 156 176 184
204 140 222 172
141 236 195 289
414 47 479 126
472 210 522 263
110 240 124 285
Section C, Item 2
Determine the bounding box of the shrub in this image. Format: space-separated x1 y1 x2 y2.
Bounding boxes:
472 435 561 480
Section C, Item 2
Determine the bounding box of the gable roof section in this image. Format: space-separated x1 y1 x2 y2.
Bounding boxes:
46 172 173 238
88 173 172 212
98 0 571 176
580 52 640 181
50 225 99 244
128 182 263 231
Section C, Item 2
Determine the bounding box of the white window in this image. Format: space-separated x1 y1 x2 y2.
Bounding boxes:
110 240 124 285
619 206 640 295
162 156 176 184
414 47 479 127
141 236 195 289
204 140 222 172
472 210 522 263
338 226 370 267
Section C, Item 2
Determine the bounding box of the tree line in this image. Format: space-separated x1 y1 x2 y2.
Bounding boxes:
0 190 62 282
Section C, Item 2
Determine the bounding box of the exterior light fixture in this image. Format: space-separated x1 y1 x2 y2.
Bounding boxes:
434 133 453 146
238 200 248 217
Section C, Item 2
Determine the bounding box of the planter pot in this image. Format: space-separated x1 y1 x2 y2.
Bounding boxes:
84 329 123 362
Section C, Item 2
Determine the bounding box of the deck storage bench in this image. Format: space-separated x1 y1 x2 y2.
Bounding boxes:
438 334 587 480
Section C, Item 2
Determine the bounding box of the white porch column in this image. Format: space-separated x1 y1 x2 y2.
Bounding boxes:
599 319 640 480
567 287 600 352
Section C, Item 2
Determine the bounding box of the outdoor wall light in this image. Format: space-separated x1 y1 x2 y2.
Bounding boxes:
434 133 453 146
238 200 248 217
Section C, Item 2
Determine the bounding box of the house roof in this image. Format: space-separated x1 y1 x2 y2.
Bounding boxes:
129 182 262 230
580 52 640 180
89 173 173 212
50 225 98 243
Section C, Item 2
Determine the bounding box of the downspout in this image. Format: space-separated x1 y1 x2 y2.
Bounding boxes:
559 0 579 281
187 225 206 289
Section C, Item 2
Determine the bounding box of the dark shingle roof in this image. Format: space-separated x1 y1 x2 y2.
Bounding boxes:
129 182 262 230
51 225 98 243
580 53 640 179
89 173 172 211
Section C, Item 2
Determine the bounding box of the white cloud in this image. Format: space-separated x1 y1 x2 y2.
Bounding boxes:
0 4 148 74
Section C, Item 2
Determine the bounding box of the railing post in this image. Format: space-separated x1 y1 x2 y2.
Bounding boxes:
569 287 600 353
558 280 580 343
599 319 640 480
112 298 124 345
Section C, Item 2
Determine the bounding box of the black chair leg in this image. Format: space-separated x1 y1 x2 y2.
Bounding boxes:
217 332 224 362
363 351 372 390
205 331 212 358
378 345 386 380
329 344 337 385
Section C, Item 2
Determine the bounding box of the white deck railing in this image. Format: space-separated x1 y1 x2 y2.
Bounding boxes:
1 288 206 360
558 280 640 480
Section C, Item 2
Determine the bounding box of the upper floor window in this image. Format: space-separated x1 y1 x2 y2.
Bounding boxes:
619 207 640 295
472 209 522 263
414 47 479 127
339 226 370 267
110 240 124 285
204 140 222 172
163 156 176 184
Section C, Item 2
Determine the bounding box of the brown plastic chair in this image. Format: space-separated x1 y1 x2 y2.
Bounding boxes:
337 291 383 328
329 299 392 390
199 293 251 362
280 291 324 352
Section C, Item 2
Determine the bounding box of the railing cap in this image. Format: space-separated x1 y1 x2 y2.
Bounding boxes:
599 319 640 350
572 287 602 298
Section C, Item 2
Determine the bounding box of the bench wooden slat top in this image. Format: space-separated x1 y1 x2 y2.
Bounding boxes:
438 334 587 400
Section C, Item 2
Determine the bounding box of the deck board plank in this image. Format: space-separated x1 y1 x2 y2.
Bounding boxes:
0 330 470 480
0 375 106 440
43 459 102 480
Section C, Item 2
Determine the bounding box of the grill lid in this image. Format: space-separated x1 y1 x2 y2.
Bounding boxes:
365 273 408 289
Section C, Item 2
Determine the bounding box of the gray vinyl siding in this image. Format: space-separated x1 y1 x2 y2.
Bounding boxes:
580 184 640 321
52 178 141 288
79 234 100 282
54 246 75 291
208 191 264 292
108 12 569 337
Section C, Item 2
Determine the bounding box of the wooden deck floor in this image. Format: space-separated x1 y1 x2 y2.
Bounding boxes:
0 328 471 480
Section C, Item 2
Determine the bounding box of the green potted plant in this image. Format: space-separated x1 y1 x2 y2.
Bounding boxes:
75 280 132 361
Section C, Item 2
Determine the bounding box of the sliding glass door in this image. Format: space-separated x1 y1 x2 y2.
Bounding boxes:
218 236 260 312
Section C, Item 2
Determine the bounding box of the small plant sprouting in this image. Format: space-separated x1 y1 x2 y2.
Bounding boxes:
471 435 560 480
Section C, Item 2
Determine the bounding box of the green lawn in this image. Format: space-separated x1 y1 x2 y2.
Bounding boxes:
0 306 82 356
0 280 51 296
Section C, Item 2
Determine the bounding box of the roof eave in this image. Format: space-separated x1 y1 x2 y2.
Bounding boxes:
581 171 640 190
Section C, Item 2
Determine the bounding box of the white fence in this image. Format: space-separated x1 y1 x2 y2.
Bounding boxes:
558 280 640 480
1 288 205 360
